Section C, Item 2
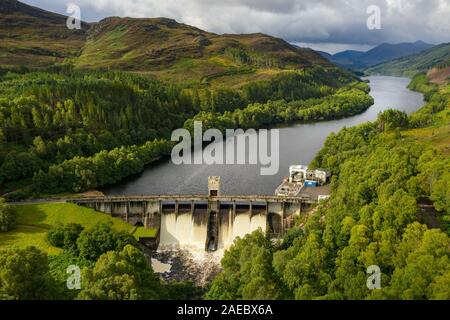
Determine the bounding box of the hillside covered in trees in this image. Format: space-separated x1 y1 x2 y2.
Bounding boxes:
0 1 377 198
206 74 450 300
0 65 370 196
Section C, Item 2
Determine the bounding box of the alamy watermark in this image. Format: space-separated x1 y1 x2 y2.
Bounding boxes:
171 121 280 176
367 5 382 30
66 265 81 290
66 3 81 30
366 265 381 290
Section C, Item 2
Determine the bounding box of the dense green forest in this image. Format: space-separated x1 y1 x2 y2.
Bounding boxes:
0 66 368 196
206 75 450 300
0 220 199 300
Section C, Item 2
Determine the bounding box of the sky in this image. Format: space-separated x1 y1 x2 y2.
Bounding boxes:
22 0 450 54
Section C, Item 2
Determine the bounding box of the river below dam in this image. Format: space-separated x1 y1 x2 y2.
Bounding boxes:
104 76 425 197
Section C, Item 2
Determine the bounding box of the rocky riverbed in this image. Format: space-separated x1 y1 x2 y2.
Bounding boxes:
150 246 223 287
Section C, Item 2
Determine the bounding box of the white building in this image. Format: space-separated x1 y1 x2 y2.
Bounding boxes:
289 165 308 183
314 168 331 184
288 165 330 185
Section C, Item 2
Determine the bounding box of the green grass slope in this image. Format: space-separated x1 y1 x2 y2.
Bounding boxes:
0 202 157 254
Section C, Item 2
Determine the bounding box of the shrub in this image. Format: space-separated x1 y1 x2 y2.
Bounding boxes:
46 223 84 252
76 223 137 261
3 191 28 202
0 199 16 232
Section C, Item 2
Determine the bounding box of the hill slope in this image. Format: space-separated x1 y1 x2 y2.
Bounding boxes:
360 41 434 66
366 43 450 81
0 0 87 67
75 16 331 84
1 1 331 86
327 50 366 68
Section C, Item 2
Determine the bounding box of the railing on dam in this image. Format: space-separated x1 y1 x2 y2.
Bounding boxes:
68 194 315 204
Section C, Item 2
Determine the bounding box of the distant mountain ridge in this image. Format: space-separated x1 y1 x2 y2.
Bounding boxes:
365 43 450 83
319 41 435 70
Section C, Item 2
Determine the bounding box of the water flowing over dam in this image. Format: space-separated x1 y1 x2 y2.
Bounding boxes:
74 77 426 252
69 194 313 251
160 202 269 250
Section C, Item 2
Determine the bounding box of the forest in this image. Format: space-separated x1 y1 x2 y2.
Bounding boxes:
1 0 448 302
206 74 450 300
0 219 200 300
1 73 447 300
0 66 368 196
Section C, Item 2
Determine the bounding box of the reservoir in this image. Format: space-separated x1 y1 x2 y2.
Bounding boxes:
104 76 425 196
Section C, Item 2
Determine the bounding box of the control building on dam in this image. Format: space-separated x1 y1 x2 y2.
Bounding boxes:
69 177 317 251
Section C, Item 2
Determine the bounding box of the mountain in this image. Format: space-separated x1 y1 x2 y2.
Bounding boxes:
359 41 434 65
320 41 435 70
0 1 331 85
366 43 450 84
316 51 333 60
329 50 366 68
75 16 330 83
0 0 88 67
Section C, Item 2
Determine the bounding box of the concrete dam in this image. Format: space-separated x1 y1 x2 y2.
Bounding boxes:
69 194 314 251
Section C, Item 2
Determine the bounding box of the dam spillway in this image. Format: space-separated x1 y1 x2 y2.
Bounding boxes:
68 194 314 251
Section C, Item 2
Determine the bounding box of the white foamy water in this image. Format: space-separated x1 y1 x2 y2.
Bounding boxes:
159 207 266 251
159 211 208 249
151 258 172 273
218 208 232 249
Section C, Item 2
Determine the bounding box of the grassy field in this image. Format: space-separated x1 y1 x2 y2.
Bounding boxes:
0 203 157 255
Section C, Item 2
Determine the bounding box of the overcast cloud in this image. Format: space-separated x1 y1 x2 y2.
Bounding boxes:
22 0 450 53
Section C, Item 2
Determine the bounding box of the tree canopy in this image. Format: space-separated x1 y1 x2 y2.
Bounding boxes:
207 78 450 300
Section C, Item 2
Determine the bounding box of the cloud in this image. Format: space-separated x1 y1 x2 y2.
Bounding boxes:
22 0 450 46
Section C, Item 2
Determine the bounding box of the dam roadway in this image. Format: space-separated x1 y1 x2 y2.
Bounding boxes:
68 194 317 251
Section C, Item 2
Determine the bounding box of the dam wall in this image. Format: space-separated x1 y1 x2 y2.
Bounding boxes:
69 195 312 251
